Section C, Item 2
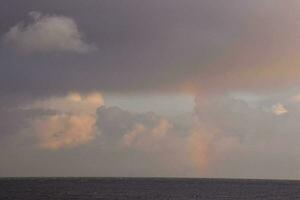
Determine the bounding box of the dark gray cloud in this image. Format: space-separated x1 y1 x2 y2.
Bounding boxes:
2 0 300 98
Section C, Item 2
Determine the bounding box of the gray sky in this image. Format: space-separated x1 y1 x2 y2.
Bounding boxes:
1 0 300 179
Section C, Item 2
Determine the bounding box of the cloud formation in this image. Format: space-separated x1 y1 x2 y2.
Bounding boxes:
4 12 96 54
96 106 239 175
2 1 300 178
34 114 96 150
96 106 172 147
31 92 103 115
1 1 300 96
121 118 171 149
193 94 300 178
30 92 103 149
3 92 300 177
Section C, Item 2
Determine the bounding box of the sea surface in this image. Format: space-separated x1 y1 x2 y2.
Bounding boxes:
1 178 300 200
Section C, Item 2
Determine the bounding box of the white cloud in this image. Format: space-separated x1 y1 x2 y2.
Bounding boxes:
4 12 96 54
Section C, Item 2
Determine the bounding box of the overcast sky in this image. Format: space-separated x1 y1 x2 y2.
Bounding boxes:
1 0 300 179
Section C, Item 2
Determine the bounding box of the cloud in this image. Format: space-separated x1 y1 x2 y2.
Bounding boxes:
96 106 173 147
121 123 145 147
30 92 104 114
96 106 238 175
121 118 172 150
34 114 96 150
2 0 300 178
2 1 300 96
4 11 96 54
30 92 103 150
4 92 300 177
12 97 281 175
192 94 300 178
96 106 189 170
272 103 288 115
0 107 54 138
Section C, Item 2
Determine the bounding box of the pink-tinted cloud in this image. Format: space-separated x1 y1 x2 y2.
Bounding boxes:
30 92 103 149
34 114 96 150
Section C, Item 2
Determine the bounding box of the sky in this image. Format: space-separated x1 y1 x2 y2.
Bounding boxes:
1 0 300 179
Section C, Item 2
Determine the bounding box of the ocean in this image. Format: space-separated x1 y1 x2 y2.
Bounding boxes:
0 178 300 199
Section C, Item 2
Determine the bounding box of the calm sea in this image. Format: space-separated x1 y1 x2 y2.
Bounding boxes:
1 178 300 199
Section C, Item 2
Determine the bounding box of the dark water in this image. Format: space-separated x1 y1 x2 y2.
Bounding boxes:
1 178 300 200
